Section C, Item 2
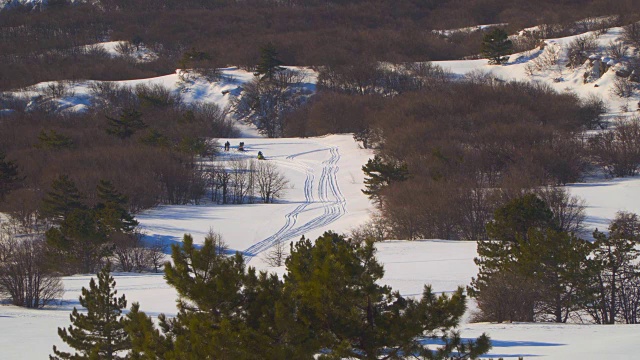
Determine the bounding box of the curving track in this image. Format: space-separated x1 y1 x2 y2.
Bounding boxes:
243 146 347 259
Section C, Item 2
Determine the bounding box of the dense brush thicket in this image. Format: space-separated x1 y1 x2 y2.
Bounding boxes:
0 84 237 224
1 0 639 89
286 68 595 240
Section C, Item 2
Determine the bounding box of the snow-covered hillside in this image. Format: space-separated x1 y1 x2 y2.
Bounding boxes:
3 23 640 360
4 66 317 117
433 26 639 119
137 134 374 266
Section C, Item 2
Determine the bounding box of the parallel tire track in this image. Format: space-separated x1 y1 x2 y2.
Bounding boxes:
243 146 347 259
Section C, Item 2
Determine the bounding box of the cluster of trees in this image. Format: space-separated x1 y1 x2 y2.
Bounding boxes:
471 194 640 325
0 83 236 222
233 46 312 138
0 225 64 309
206 159 289 205
0 175 167 308
51 231 491 359
2 0 638 89
281 61 640 240
343 78 591 240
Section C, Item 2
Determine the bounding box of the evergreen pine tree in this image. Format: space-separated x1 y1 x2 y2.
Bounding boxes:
105 108 146 139
139 129 170 148
590 212 640 324
95 180 138 234
127 232 491 359
361 155 409 204
480 28 513 65
45 208 109 274
0 152 22 201
37 130 74 150
285 231 491 359
41 175 86 223
178 47 211 69
126 233 315 359
472 194 593 323
254 42 284 80
51 264 130 360
516 228 594 322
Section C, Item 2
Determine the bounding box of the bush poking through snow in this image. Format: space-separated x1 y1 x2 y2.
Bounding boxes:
622 22 640 47
606 40 627 61
612 76 635 98
589 117 640 177
0 227 63 309
525 42 561 76
263 239 287 267
566 35 598 68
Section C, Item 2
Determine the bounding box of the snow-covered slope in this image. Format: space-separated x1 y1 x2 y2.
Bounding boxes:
137 134 374 265
3 24 640 360
5 66 317 118
434 26 639 119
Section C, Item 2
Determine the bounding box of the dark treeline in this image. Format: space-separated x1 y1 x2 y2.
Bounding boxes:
2 0 639 90
285 65 602 240
0 83 237 226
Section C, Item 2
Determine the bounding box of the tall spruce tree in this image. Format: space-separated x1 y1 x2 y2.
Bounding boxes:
51 264 130 360
95 180 138 234
41 175 86 223
254 42 284 80
515 228 594 322
0 152 22 201
46 208 110 274
37 130 74 150
472 194 593 323
361 155 409 205
105 108 146 139
480 28 513 65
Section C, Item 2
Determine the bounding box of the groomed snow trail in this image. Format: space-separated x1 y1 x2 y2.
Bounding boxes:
243 145 347 259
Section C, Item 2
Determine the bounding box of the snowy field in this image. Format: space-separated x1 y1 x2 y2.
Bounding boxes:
3 25 640 359
3 134 640 359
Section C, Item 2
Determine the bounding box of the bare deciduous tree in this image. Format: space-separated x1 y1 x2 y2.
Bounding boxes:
0 227 64 308
612 76 635 98
255 161 289 203
349 214 390 243
535 187 586 235
623 22 640 47
263 240 287 267
233 69 309 138
606 40 627 61
590 117 640 177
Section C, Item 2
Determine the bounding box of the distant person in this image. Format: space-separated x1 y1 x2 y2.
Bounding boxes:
238 142 245 151
224 141 230 151
257 151 265 160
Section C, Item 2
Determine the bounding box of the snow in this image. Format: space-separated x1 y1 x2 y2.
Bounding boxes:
568 177 640 233
434 26 639 119
432 23 508 37
138 134 374 267
3 24 640 360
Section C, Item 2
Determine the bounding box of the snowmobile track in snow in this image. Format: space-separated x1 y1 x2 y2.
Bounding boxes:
243 146 346 259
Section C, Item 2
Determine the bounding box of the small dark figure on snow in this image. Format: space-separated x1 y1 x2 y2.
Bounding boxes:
224 141 230 151
238 142 245 151
257 151 265 160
